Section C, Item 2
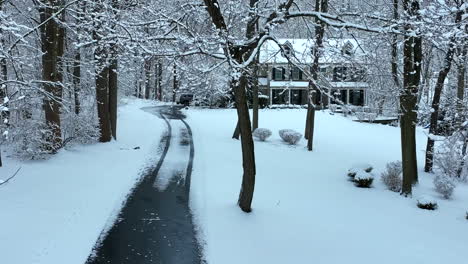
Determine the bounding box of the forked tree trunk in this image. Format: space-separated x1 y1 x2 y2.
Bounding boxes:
400 0 422 196
40 0 64 153
424 9 463 172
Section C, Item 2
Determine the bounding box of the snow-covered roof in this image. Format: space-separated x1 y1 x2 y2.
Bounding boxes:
259 38 366 64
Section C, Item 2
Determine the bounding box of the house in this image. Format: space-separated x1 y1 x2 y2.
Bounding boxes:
258 39 369 107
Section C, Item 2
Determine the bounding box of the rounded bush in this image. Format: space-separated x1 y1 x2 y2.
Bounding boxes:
253 128 272 141
417 196 438 210
381 161 403 192
279 129 302 145
433 174 456 199
353 171 374 188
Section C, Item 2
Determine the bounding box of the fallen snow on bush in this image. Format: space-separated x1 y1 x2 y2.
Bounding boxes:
433 174 456 199
381 161 403 192
253 128 272 141
278 129 302 145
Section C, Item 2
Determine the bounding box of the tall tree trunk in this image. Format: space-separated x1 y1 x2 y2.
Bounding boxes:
424 8 464 172
40 0 64 153
172 63 177 103
252 65 259 131
400 0 422 196
234 67 256 213
144 57 151 99
456 44 467 114
155 59 162 100
95 62 112 142
109 52 118 140
72 51 81 115
305 0 328 151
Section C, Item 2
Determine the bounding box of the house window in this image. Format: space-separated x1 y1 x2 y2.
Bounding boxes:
333 67 347 81
350 68 365 82
340 90 348 104
349 89 364 106
290 89 305 105
291 67 302 81
273 67 284 81
271 89 289 104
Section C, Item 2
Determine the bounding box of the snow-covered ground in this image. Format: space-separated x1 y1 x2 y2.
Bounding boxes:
0 98 165 264
188 108 468 264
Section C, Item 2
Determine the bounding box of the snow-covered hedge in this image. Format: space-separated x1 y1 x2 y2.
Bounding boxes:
353 171 374 188
279 129 302 145
433 174 456 199
417 196 438 210
253 128 272 141
381 161 402 192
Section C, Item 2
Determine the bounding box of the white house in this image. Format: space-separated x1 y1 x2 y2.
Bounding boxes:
258 38 369 107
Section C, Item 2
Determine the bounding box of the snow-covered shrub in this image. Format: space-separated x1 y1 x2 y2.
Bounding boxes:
279 129 302 145
434 126 468 181
329 104 338 113
9 117 55 159
367 113 378 122
417 196 438 210
62 112 99 147
433 174 456 199
253 128 272 141
355 111 367 122
381 161 403 192
353 171 374 188
347 168 358 178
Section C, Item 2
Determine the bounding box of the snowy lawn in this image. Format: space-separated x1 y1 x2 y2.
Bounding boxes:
0 98 164 264
188 108 468 264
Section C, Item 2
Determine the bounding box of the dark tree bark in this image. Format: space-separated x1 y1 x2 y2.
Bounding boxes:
155 59 162 100
424 13 463 172
172 63 177 103
456 43 467 114
400 0 422 196
72 51 81 115
203 0 260 212
40 0 64 153
109 53 118 140
144 57 151 99
252 60 259 131
95 59 112 142
232 122 240 139
305 0 327 151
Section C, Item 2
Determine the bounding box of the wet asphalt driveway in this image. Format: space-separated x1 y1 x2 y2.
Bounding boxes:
86 105 202 264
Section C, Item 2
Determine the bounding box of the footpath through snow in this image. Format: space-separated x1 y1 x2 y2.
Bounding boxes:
0 98 164 264
188 108 468 264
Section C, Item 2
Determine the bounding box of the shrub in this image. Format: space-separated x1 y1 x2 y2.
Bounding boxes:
279 129 302 145
465 212 468 220
433 174 456 199
381 161 403 192
353 171 374 188
347 168 358 178
417 196 438 210
253 128 272 141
